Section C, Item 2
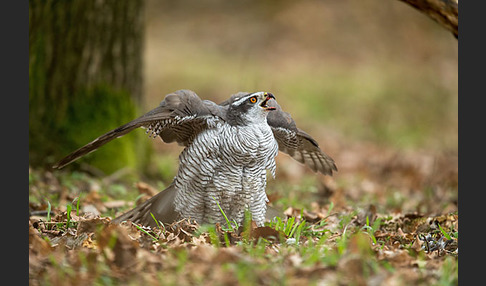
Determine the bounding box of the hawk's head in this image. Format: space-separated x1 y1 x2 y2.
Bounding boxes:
227 92 276 125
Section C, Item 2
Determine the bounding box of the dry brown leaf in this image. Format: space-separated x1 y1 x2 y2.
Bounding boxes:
213 247 247 264
378 249 414 267
250 226 286 242
97 224 139 269
77 216 110 234
29 224 52 256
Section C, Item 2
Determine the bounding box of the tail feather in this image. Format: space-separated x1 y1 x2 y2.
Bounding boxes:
112 183 179 227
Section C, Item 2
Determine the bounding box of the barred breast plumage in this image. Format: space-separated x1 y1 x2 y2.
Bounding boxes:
53 90 337 227
174 120 278 226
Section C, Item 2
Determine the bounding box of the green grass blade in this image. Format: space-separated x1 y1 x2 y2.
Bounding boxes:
438 223 452 240
294 220 306 244
212 196 234 231
76 196 81 216
327 201 334 215
284 217 295 236
223 232 231 247
46 201 51 222
132 222 158 241
289 219 305 238
66 203 72 228
150 212 162 230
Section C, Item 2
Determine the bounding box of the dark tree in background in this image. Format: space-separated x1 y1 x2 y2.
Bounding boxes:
398 0 458 38
29 0 149 173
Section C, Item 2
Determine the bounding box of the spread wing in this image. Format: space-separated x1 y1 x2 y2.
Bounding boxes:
266 100 337 176
53 89 226 169
221 92 337 176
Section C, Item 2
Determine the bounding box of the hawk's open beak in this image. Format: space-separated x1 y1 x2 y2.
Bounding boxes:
261 93 276 111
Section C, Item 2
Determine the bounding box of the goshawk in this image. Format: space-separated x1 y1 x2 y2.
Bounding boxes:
54 90 337 227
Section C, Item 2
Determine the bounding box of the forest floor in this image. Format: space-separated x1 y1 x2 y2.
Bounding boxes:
29 137 458 285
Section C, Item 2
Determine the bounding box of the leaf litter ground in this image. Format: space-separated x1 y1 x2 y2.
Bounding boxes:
29 142 457 285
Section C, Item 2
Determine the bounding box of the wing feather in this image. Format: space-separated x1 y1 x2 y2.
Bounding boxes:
53 90 225 169
266 100 337 176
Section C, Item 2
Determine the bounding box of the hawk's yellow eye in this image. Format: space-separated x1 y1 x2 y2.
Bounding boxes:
249 96 257 103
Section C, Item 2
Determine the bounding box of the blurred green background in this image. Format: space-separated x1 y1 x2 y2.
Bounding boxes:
143 0 457 149
142 0 457 184
29 0 457 179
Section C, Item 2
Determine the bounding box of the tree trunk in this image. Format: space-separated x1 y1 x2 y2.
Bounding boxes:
29 0 148 173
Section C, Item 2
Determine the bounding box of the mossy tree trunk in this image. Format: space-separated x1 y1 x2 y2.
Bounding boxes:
29 0 149 174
